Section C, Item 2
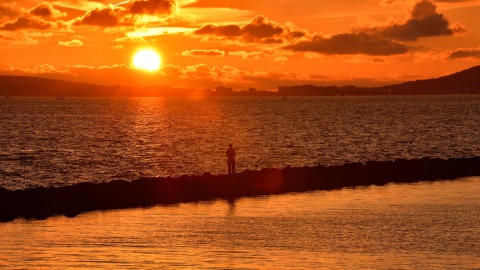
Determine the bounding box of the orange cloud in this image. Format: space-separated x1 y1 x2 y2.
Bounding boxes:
447 47 480 59
364 0 466 41
284 0 466 56
434 0 478 2
228 50 289 62
284 33 409 56
1 15 54 30
0 2 20 21
228 50 271 59
0 2 69 31
30 2 67 19
72 0 178 28
58 39 83 46
0 61 412 91
194 15 306 44
74 4 126 27
129 0 177 15
182 49 225 57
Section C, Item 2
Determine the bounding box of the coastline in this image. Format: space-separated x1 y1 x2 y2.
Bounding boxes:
1 156 479 222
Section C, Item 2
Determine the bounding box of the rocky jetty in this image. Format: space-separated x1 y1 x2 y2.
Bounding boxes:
1 157 479 222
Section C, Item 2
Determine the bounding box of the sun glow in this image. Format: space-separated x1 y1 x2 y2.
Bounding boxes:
132 49 162 71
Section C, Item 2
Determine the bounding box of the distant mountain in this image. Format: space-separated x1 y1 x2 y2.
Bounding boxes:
0 75 187 97
381 65 480 95
2 65 480 97
0 76 112 97
279 65 480 96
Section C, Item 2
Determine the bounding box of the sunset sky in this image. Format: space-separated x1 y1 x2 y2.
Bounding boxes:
1 0 479 91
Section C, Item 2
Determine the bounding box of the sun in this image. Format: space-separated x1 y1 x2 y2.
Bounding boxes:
132 49 162 71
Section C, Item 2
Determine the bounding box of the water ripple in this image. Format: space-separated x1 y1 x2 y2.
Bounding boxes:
1 96 480 190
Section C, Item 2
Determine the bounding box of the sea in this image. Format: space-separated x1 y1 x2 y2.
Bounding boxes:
1 95 479 269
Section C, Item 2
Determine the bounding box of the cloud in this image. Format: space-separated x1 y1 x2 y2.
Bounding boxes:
182 49 225 57
434 0 478 2
129 0 177 15
0 31 44 44
0 2 70 31
74 5 125 27
1 15 53 30
284 33 409 56
0 32 15 41
0 61 413 91
114 36 147 43
30 2 67 19
447 48 480 59
228 50 290 62
0 2 20 21
413 51 444 62
72 0 178 28
50 0 104 11
284 0 467 56
0 63 70 75
228 51 271 59
365 0 466 41
194 15 306 44
12 36 39 44
58 39 83 46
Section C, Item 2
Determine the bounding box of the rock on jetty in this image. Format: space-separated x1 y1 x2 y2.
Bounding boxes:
1 157 479 222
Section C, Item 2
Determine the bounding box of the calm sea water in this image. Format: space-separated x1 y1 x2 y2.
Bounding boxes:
1 95 479 190
1 95 480 269
1 177 479 269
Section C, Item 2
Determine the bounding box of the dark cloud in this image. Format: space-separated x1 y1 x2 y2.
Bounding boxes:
366 0 465 41
0 2 69 31
31 2 54 17
75 5 123 27
194 15 306 44
0 15 52 30
182 49 225 57
195 24 242 37
284 33 409 56
72 0 177 28
243 16 283 39
30 2 67 19
129 0 176 15
447 48 480 59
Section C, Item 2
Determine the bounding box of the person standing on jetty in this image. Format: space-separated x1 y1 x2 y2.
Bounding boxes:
226 143 236 174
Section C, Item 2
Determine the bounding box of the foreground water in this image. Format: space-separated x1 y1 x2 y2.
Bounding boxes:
1 95 479 268
1 177 479 269
1 95 480 190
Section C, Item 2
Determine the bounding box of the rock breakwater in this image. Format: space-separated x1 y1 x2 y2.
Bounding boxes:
1 157 479 222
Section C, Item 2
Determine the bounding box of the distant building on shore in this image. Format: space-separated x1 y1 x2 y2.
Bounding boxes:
215 86 233 94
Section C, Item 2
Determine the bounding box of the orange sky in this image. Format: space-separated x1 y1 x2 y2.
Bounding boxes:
1 0 479 91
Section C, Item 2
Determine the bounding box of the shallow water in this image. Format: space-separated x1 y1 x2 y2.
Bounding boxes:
1 177 479 269
1 95 480 190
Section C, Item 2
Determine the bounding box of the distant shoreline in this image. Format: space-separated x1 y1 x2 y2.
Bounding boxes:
1 65 479 97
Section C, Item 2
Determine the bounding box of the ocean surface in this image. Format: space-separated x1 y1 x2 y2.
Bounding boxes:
1 95 480 269
1 95 479 190
1 177 479 269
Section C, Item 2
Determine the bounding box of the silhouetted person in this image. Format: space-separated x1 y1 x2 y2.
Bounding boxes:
226 143 236 174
